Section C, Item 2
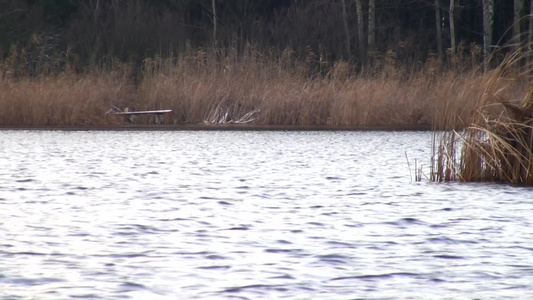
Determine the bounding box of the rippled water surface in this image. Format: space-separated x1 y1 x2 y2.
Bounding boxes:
1 130 533 299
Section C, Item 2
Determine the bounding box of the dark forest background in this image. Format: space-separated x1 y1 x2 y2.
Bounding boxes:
0 0 528 75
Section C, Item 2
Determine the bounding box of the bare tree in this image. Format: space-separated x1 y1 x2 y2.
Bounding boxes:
85 0 102 66
482 0 494 70
529 0 533 69
212 0 217 46
449 0 456 57
368 0 375 53
514 0 523 48
355 0 366 63
435 0 443 60
91 0 100 26
341 0 351 58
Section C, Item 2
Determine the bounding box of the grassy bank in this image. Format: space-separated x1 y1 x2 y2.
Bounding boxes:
1 50 529 128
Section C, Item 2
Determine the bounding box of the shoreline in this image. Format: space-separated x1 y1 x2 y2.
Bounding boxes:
0 124 433 132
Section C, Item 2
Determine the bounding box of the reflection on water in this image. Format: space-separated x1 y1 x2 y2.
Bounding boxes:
1 130 533 299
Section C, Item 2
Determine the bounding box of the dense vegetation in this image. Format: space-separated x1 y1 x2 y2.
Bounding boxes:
431 53 533 184
0 0 531 131
4 0 533 183
0 0 528 74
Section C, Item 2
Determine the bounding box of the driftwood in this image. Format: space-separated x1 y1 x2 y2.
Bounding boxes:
107 107 172 124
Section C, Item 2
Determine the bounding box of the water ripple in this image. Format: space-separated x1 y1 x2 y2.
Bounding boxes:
1 130 533 299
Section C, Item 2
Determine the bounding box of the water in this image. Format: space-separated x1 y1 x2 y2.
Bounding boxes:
1 130 532 299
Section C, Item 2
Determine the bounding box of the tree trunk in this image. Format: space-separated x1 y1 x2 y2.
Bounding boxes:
340 0 351 59
449 0 456 57
212 0 217 47
435 0 443 60
88 0 101 67
368 0 375 53
514 0 523 48
355 0 366 63
482 0 494 71
529 0 533 69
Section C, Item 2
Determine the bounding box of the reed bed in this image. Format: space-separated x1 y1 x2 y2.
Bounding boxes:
431 53 533 184
0 71 136 126
1 49 527 128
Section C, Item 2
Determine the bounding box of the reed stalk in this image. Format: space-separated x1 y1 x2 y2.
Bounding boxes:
432 52 533 184
0 48 527 128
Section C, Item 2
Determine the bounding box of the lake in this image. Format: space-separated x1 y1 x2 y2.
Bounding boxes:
1 130 532 299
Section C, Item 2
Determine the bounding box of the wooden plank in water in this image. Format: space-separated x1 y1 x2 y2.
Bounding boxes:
113 109 172 115
113 109 172 124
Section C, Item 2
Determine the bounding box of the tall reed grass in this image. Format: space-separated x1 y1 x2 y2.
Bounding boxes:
1 47 527 128
0 69 136 126
431 53 533 184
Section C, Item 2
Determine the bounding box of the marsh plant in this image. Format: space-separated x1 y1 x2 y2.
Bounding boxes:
431 53 533 184
2 46 526 128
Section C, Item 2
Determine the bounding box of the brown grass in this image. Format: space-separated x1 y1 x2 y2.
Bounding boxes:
431 53 533 184
0 68 137 126
1 49 528 128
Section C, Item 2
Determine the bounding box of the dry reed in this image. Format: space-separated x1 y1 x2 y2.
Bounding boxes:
135 49 503 128
431 53 533 184
1 48 527 128
0 70 136 126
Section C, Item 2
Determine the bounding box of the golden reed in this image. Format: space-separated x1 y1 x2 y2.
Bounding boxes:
0 48 528 128
431 52 533 184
